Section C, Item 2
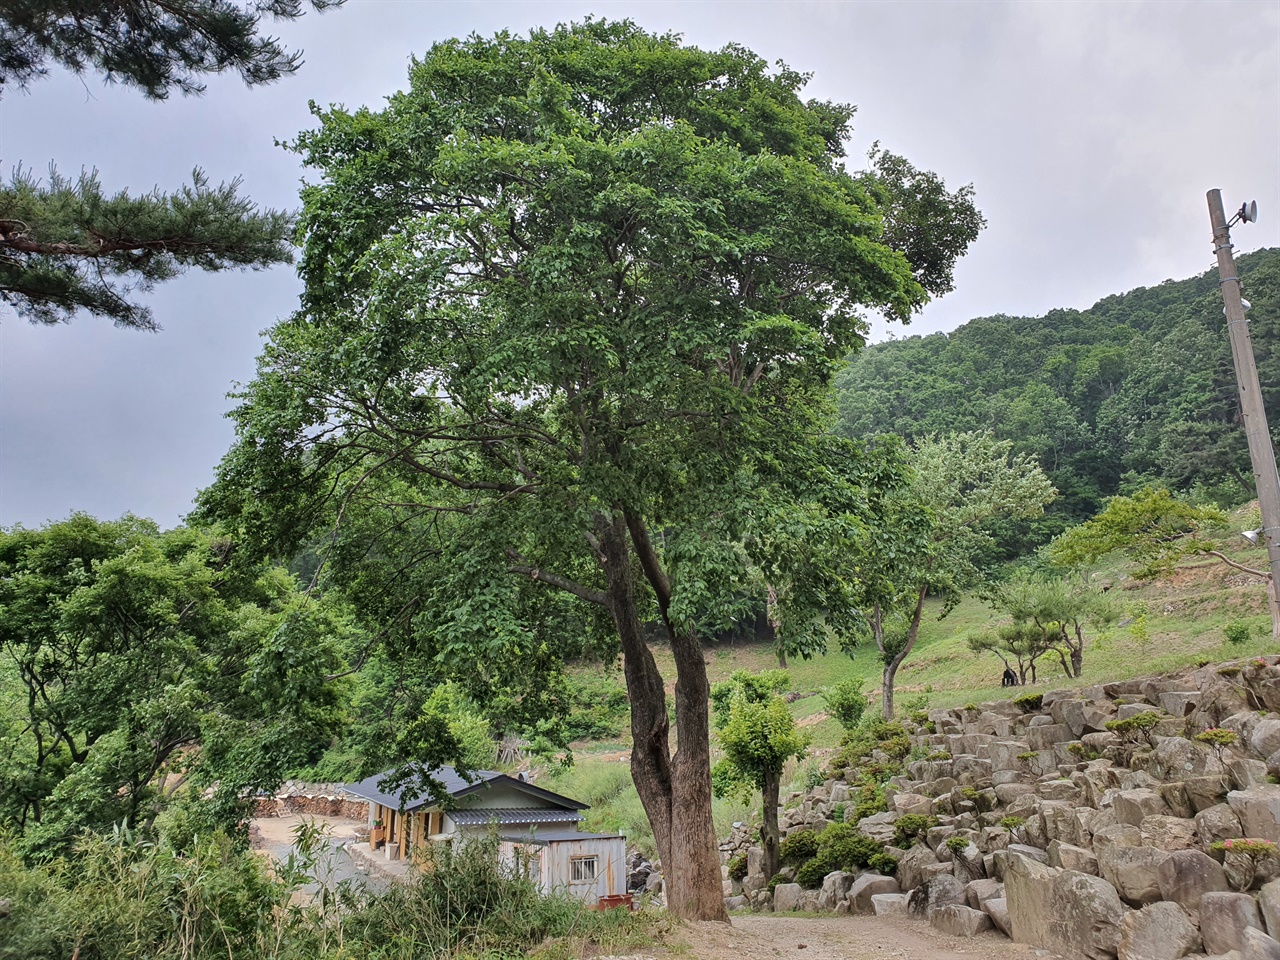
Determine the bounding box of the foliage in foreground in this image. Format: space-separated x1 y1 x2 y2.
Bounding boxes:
0 828 655 960
0 514 350 855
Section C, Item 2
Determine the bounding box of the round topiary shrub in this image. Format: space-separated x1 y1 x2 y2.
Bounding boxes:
796 856 831 889
779 829 819 866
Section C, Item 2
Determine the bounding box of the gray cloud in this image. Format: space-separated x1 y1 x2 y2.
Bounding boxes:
2 0 1277 527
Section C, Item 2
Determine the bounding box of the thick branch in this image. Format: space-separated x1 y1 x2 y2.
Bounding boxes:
506 554 608 606
1206 550 1271 580
625 511 672 616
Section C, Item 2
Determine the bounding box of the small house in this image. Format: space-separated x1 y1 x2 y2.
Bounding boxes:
345 766 626 904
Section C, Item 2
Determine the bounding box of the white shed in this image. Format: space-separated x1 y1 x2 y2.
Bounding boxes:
500 829 627 905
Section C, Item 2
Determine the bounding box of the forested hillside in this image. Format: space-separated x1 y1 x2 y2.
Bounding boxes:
834 248 1280 547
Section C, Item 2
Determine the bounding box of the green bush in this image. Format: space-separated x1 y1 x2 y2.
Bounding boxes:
1105 711 1163 741
831 802 846 823
999 816 1025 831
1013 692 1043 713
868 852 898 875
779 830 820 865
796 857 830 889
0 828 657 960
945 835 970 853
1225 620 1252 646
767 872 787 892
823 679 870 731
727 852 748 882
894 814 936 848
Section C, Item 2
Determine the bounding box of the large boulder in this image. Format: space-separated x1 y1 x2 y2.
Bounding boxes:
1157 848 1230 922
1115 789 1172 826
1005 853 1060 949
1261 877 1280 938
951 840 985 883
1140 815 1198 851
930 903 993 937
897 842 941 891
1200 891 1266 955
816 871 855 911
1028 723 1075 752
1150 736 1223 781
857 811 897 845
892 792 934 817
1185 775 1230 813
1094 823 1143 858
772 882 802 913
1044 801 1085 845
1099 844 1170 906
1244 927 1280 960
982 897 1012 937
964 877 1004 910
1048 869 1127 960
848 873 900 915
1049 840 1100 876
907 873 966 918
1198 802 1246 846
1229 786 1280 842
871 893 910 917
1251 718 1280 760
1116 900 1202 960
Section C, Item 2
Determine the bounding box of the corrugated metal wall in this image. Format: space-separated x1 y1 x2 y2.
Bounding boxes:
501 836 626 903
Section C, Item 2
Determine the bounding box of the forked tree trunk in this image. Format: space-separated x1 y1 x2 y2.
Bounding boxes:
600 518 728 922
879 587 928 721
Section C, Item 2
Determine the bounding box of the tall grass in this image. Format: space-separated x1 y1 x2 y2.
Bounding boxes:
0 828 655 960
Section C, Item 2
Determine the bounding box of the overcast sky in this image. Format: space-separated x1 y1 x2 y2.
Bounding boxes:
2 0 1278 529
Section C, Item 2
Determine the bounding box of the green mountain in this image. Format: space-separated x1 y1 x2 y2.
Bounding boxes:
834 247 1280 551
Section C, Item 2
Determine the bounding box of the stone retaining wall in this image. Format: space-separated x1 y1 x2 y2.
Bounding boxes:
252 782 367 820
727 655 1280 959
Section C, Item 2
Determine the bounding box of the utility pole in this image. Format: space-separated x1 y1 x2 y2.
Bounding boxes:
1208 188 1280 638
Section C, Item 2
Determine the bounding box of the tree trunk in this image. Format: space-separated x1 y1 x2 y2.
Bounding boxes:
760 766 782 882
881 663 897 721
667 622 730 921
602 517 727 922
881 586 928 721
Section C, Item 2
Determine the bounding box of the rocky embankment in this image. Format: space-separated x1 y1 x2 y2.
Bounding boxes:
723 656 1280 960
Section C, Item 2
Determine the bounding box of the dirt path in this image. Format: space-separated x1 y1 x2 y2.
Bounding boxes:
655 915 1036 960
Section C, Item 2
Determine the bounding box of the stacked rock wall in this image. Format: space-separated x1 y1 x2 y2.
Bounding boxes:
730 656 1280 960
252 782 367 820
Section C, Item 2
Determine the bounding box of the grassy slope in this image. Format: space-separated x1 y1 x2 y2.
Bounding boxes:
545 512 1277 853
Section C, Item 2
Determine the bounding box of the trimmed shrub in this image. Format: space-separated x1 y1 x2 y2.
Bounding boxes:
779 830 819 866
894 814 936 848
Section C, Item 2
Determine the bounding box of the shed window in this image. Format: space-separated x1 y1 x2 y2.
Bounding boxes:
570 856 598 882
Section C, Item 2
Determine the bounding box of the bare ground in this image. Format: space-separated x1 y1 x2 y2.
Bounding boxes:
654 915 1037 960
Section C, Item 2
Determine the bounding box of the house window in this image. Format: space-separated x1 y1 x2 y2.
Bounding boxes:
570 855 598 882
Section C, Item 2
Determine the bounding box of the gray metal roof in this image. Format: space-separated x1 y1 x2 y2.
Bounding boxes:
344 766 588 814
500 829 624 845
345 766 500 812
450 808 583 826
